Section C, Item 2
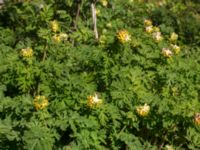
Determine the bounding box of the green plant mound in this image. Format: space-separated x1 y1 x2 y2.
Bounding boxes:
0 0 200 149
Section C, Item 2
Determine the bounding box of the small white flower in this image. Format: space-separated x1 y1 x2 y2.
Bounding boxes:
93 94 100 103
145 26 153 33
171 44 180 54
87 93 103 108
136 103 150 117
162 48 173 57
152 31 163 42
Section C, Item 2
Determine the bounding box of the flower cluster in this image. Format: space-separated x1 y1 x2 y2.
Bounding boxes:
170 44 180 54
50 20 59 33
144 19 181 57
169 32 180 54
50 20 68 43
144 19 154 33
33 95 48 110
162 48 173 58
152 31 163 43
144 19 162 42
194 113 200 125
145 25 153 33
161 32 180 57
117 29 131 44
52 33 68 43
136 103 150 117
20 47 33 58
87 93 103 108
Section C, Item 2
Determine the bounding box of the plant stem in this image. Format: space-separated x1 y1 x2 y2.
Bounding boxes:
42 44 47 62
74 1 81 30
91 3 98 40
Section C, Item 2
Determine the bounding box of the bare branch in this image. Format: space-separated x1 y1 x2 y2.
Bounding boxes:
91 3 98 40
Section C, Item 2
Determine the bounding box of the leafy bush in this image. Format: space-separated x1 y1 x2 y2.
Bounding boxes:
0 0 200 149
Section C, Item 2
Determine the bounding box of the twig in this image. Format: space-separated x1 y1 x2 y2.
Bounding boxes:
91 3 98 40
42 44 47 62
74 1 81 30
159 141 165 150
159 131 167 150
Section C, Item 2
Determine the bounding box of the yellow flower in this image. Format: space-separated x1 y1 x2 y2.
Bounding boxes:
145 26 154 33
171 44 180 54
136 103 150 117
50 20 59 33
52 33 68 43
194 113 200 125
117 29 131 43
52 34 61 43
144 19 152 26
100 0 108 7
87 93 103 108
152 31 163 42
33 95 48 110
169 32 178 42
20 47 33 58
162 48 173 58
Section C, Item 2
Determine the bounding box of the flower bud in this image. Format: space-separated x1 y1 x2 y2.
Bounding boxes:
50 20 59 33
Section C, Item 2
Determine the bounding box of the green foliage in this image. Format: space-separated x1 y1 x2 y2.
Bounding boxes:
0 0 200 149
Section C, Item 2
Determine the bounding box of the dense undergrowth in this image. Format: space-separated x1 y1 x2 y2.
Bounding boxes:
0 0 200 149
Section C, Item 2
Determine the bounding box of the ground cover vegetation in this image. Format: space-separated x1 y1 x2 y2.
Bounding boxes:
0 0 200 149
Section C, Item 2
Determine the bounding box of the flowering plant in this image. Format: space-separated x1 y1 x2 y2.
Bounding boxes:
0 0 200 149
